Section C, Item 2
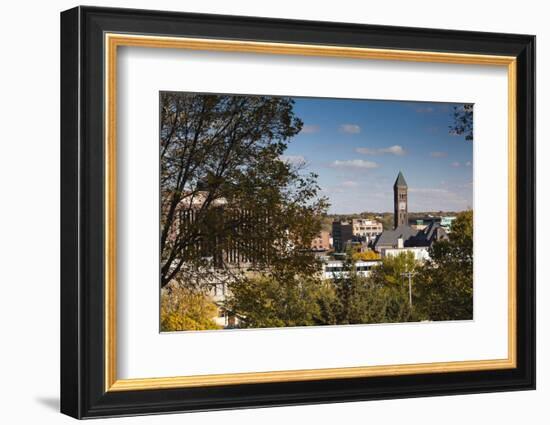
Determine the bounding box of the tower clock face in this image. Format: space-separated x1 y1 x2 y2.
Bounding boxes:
399 201 406 210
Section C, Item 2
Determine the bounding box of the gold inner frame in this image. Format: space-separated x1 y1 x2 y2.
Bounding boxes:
104 33 517 392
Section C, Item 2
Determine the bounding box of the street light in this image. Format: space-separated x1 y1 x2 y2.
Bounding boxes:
401 268 416 307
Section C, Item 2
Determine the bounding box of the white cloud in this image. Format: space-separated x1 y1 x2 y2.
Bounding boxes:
355 145 406 156
339 124 361 134
301 124 320 134
331 159 379 169
450 161 461 168
430 151 448 158
381 145 406 156
408 187 470 210
280 155 305 165
340 180 359 188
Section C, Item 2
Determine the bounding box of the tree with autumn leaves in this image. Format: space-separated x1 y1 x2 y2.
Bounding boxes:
159 92 328 330
160 92 328 290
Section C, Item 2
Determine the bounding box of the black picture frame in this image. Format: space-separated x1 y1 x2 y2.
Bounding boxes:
61 5 535 419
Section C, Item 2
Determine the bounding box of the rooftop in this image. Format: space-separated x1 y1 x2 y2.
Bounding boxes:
374 221 447 250
394 171 408 188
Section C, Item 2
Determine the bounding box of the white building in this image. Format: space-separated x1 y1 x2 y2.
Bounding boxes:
381 246 430 262
322 260 382 280
352 218 383 240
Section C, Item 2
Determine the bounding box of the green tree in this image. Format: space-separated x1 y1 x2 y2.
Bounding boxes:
227 252 423 328
160 92 328 289
415 210 473 321
332 273 374 324
226 274 337 328
324 253 416 325
361 252 417 323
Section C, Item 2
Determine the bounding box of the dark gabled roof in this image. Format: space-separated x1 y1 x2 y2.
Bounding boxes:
423 221 439 241
394 171 407 188
423 220 448 243
374 225 419 249
373 222 448 250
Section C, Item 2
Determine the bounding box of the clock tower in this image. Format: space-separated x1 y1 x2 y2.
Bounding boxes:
393 171 408 229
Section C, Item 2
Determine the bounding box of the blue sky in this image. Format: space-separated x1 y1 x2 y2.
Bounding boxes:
281 97 473 214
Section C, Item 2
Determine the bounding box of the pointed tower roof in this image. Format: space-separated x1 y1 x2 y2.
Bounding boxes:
394 171 408 188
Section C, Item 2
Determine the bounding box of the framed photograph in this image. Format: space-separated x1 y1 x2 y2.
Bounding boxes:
60 6 535 419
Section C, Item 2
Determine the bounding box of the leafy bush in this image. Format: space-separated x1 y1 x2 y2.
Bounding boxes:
160 286 221 331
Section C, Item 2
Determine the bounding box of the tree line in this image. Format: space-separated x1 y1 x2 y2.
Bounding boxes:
162 210 473 331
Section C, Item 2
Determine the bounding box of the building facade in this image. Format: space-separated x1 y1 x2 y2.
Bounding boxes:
332 221 353 252
352 218 383 240
311 230 331 251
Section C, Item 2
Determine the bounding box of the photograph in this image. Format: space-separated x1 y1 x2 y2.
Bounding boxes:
57 5 536 419
159 92 474 332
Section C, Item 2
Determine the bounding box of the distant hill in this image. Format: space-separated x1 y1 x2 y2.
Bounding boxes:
321 211 467 232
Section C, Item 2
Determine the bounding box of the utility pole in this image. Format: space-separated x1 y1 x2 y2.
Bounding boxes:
401 269 416 307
